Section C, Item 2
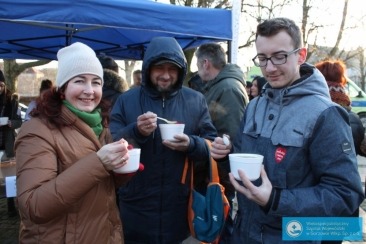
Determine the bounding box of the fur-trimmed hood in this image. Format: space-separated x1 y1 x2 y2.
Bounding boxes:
103 69 129 93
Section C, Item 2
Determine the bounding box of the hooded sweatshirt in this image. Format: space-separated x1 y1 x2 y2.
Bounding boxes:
231 63 364 244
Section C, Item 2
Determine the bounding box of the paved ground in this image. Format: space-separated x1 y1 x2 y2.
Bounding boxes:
2 155 366 243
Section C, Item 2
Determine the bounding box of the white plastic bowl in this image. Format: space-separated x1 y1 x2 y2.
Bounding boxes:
159 123 185 141
113 148 141 174
229 153 263 181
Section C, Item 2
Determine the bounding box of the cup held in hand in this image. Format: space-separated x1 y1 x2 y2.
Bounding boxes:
113 148 141 174
229 153 263 181
159 124 185 141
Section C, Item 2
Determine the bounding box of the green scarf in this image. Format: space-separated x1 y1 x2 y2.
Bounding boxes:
63 100 103 137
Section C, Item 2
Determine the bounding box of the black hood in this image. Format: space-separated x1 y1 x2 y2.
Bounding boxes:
141 37 187 97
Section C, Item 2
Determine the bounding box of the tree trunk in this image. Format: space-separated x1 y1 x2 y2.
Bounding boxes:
359 48 365 91
3 59 51 93
329 0 348 58
124 60 136 86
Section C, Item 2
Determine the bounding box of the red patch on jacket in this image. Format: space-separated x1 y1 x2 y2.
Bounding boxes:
275 147 286 163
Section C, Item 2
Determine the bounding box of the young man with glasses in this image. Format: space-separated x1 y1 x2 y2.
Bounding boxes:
210 17 364 243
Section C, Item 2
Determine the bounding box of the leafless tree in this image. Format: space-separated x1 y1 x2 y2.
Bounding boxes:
124 60 137 86
302 0 366 90
328 0 348 58
3 59 51 93
240 0 292 49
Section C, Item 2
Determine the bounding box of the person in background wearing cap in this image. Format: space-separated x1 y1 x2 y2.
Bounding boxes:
15 42 132 243
110 37 217 243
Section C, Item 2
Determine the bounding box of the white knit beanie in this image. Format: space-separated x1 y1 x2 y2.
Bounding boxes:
56 42 103 88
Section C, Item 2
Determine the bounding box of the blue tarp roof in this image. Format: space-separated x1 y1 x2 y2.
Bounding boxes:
0 0 232 60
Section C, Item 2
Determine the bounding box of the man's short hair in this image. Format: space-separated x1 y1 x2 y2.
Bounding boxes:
195 43 227 69
256 17 303 49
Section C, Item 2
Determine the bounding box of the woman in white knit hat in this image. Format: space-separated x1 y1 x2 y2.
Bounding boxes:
14 42 131 243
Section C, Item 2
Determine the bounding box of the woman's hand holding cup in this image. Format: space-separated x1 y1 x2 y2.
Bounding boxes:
97 138 130 171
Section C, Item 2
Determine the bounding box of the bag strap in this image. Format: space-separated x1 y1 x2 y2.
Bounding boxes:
206 139 220 184
180 139 220 185
181 156 189 184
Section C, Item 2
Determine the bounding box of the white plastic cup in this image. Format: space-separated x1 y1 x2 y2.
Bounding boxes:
113 148 141 174
229 153 264 181
159 124 185 141
0 117 9 125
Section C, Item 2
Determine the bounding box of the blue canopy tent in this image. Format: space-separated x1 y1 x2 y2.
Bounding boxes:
0 0 232 60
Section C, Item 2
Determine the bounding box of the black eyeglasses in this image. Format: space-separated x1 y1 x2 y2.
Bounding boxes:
252 48 300 67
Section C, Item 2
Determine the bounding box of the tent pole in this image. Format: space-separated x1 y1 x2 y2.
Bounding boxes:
227 41 232 63
230 0 241 64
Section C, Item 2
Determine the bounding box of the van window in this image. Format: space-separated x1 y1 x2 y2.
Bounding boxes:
346 82 360 98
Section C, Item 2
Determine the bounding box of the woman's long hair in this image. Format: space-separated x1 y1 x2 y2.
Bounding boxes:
31 87 110 128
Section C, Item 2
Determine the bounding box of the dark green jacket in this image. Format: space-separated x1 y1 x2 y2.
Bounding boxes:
202 64 248 200
202 63 248 140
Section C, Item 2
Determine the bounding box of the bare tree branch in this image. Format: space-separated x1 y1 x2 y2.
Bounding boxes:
329 0 348 57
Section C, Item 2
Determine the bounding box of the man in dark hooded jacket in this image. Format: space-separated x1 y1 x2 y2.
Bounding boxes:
110 37 217 243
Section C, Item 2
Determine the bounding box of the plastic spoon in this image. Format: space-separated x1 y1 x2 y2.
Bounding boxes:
223 134 230 146
157 117 178 124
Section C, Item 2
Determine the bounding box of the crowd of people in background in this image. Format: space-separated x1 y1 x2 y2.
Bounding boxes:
1 15 366 244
